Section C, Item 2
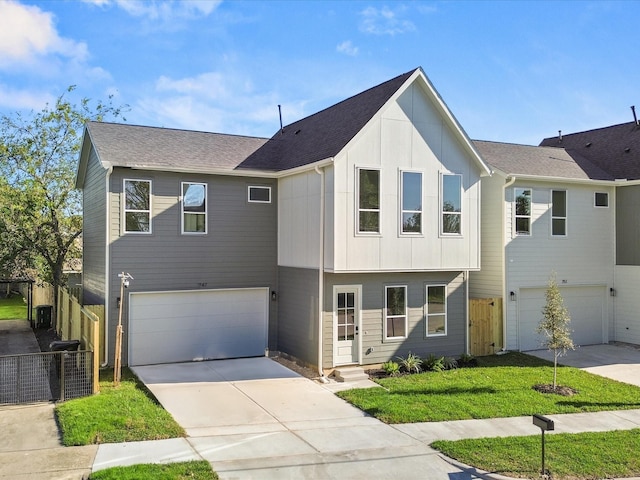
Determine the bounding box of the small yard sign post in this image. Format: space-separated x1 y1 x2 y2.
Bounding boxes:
533 414 554 477
114 272 133 386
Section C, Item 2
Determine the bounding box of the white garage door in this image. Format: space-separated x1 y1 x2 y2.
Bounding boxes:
518 286 605 351
128 288 269 366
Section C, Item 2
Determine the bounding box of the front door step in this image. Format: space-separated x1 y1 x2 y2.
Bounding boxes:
333 366 368 383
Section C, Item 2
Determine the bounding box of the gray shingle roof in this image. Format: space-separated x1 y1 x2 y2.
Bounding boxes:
238 69 417 171
86 122 268 172
540 121 640 180
473 140 615 181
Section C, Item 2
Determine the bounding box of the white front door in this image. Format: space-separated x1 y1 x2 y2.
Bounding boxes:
334 286 361 365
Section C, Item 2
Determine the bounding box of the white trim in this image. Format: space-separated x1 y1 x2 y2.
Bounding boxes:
181 181 208 235
399 169 423 236
426 284 448 337
332 285 362 366
248 185 272 203
355 166 381 235
122 178 152 234
384 285 408 341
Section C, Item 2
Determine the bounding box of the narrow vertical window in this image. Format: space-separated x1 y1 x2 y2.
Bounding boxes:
385 286 407 339
182 182 207 234
124 179 151 233
401 171 422 234
442 174 462 234
358 168 380 233
551 190 567 236
426 285 447 336
514 187 532 236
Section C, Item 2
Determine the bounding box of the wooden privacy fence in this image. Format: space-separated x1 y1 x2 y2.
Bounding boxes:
56 287 104 394
469 297 503 356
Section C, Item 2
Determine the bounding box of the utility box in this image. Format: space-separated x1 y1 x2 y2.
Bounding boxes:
36 305 53 329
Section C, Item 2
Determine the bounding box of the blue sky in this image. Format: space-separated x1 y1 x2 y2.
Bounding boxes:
1 0 639 146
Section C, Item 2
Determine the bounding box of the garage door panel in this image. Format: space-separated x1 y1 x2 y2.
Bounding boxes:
519 286 605 351
129 288 268 366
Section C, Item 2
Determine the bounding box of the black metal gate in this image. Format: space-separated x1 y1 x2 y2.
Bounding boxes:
0 350 93 405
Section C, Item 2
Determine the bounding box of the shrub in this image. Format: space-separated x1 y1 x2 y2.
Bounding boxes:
458 353 477 368
397 352 422 374
381 361 401 377
442 356 458 370
422 354 445 372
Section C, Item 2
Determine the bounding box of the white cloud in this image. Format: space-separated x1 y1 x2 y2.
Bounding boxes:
86 0 221 20
0 1 88 68
337 40 359 56
359 5 416 35
0 84 55 111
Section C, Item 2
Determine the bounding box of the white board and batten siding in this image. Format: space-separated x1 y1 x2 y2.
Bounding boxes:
128 288 269 366
277 82 484 273
614 266 640 345
503 182 615 350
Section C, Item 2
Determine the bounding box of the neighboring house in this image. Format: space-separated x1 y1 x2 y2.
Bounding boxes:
76 68 491 371
471 117 640 351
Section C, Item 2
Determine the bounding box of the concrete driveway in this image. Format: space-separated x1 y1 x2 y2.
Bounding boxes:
529 343 640 387
132 357 469 479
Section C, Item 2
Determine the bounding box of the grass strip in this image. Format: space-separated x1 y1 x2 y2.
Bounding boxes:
432 429 640 480
337 352 640 423
0 294 28 320
89 460 217 479
56 368 185 446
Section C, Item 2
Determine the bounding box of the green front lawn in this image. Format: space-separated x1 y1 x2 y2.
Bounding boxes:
337 352 640 423
0 294 28 320
56 368 185 446
89 461 217 480
433 429 640 480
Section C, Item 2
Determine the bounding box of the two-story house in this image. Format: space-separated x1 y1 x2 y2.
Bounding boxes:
76 68 491 372
470 118 640 352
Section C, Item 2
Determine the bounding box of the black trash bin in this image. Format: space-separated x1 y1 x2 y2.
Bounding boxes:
36 305 53 328
49 340 81 352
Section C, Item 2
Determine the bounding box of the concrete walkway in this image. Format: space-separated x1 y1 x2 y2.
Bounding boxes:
3 344 640 479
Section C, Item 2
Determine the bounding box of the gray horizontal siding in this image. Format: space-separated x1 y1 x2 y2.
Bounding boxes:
81 147 107 305
108 169 278 365
277 266 319 366
617 185 640 265
323 271 466 368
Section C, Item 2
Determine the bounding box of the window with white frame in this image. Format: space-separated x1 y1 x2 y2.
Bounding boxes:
426 285 447 336
124 179 151 233
357 168 380 234
248 185 271 203
401 171 422 234
442 173 462 234
514 187 532 236
182 182 207 234
384 286 407 339
551 190 567 236
595 192 609 208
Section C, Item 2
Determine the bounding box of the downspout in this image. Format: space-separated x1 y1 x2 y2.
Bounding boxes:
102 166 113 367
465 270 469 354
314 165 328 383
501 176 517 352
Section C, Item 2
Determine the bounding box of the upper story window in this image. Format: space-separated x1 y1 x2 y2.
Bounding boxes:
385 285 407 340
124 179 151 234
182 182 207 234
442 173 462 235
248 185 271 203
514 187 532 236
595 192 609 208
401 171 422 234
357 168 380 234
551 190 567 236
426 285 447 336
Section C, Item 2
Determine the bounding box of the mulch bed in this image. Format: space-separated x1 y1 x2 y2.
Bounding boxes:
533 383 578 396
